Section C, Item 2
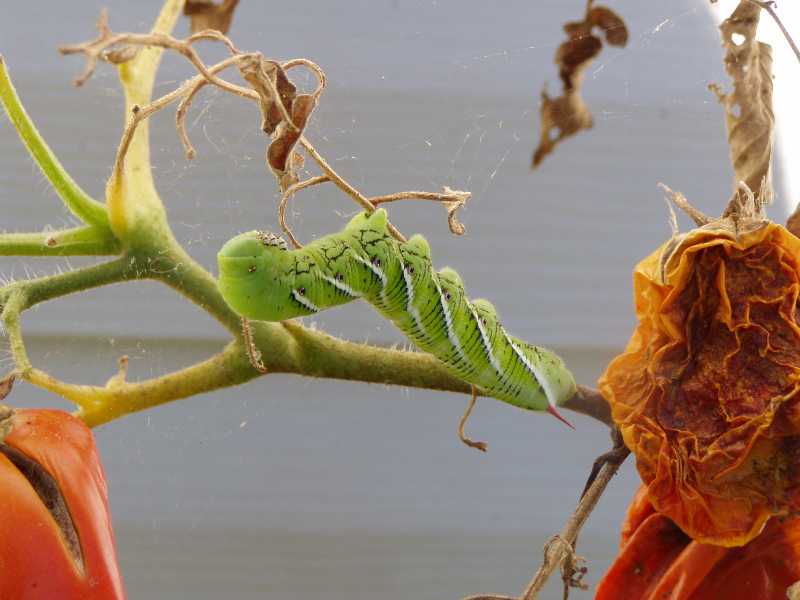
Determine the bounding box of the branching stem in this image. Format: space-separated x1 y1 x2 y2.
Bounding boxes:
0 57 109 228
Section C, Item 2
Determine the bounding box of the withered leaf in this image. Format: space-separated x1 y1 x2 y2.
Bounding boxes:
710 1 774 215
239 55 318 188
240 57 299 134
532 3 628 168
267 94 317 178
0 372 14 402
588 6 628 47
532 89 593 168
184 0 240 34
556 33 602 91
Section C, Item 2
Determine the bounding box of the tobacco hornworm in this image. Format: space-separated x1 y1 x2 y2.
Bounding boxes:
217 209 576 424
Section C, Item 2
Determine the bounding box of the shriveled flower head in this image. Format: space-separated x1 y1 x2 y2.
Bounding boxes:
600 202 800 547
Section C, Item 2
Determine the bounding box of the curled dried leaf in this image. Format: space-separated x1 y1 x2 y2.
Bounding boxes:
711 1 774 207
532 89 594 168
0 372 15 402
588 6 629 47
239 55 317 188
184 0 240 34
267 94 317 186
240 56 298 134
532 2 628 168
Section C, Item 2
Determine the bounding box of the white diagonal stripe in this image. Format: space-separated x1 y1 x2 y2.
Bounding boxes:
400 256 426 338
352 254 387 286
503 331 557 407
469 304 502 376
292 289 319 313
320 274 360 298
433 277 468 364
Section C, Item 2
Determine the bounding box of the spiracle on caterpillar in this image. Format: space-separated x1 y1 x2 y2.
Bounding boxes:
217 209 576 427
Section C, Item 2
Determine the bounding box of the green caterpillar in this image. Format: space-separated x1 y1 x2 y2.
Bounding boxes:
217 209 576 425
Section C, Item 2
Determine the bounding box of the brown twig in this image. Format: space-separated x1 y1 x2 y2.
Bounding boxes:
282 57 327 100
278 175 331 248
370 187 471 236
520 438 629 600
457 385 487 452
561 385 611 427
296 137 408 243
463 432 629 600
658 183 712 226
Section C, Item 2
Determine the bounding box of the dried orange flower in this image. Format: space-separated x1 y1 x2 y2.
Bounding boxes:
599 218 800 546
596 486 800 600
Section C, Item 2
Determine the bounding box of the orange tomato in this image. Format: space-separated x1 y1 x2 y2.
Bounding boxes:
0 408 125 599
596 486 800 600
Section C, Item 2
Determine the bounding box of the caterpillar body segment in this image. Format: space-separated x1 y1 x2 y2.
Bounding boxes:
217 209 576 423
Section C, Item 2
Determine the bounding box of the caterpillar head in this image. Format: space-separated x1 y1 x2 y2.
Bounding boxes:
217 230 299 321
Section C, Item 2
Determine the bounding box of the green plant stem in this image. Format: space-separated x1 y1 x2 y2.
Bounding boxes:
0 56 110 229
1 259 129 370
0 227 121 256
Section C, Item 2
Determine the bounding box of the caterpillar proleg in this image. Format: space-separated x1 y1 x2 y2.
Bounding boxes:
217 209 576 425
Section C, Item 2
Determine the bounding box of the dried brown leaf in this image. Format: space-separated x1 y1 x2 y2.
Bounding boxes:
556 33 602 91
711 1 774 210
588 6 629 47
184 0 240 34
532 3 628 168
239 55 318 188
532 88 594 168
267 94 317 185
240 57 298 134
0 372 14 402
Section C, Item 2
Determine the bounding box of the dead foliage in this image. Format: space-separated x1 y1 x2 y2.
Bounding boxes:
709 0 774 214
0 373 15 402
238 55 317 189
184 0 240 34
532 0 628 168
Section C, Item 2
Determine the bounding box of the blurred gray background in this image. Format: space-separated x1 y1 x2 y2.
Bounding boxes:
0 1 791 598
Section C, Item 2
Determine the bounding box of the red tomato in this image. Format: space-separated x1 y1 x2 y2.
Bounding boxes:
596 486 800 600
0 408 125 599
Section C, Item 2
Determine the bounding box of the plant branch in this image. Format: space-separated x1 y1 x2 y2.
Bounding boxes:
520 438 629 599
28 341 254 428
279 175 331 248
296 136 408 242
0 227 121 257
0 57 109 229
464 433 629 600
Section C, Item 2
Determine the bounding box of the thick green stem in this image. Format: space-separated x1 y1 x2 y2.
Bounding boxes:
107 0 183 240
35 341 253 428
145 243 242 335
0 56 110 229
0 227 121 256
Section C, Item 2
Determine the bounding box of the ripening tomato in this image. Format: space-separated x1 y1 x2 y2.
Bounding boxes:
0 407 126 599
596 486 800 600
